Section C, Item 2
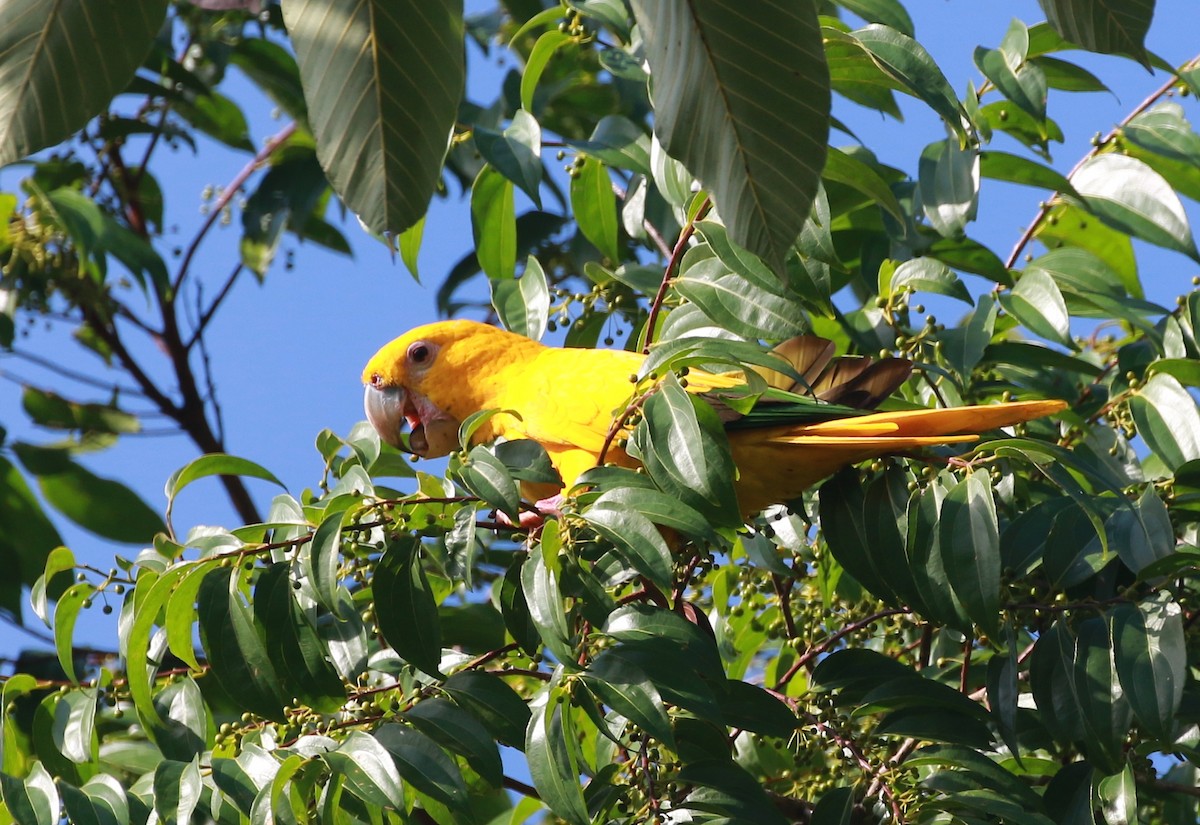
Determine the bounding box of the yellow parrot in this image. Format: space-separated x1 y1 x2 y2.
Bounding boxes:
362 320 1066 517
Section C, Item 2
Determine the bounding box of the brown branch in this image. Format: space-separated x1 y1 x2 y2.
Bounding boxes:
641 196 711 353
1004 54 1200 270
774 608 910 690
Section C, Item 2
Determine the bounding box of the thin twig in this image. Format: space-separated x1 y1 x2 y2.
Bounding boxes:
774 608 909 690
3 351 147 397
641 196 711 353
188 263 245 349
173 121 297 295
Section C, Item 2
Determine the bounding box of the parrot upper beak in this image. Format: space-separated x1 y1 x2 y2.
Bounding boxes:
365 384 426 455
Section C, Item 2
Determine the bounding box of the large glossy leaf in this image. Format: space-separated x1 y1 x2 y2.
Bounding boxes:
852 24 967 138
441 671 530 750
1036 0 1152 66
405 697 503 787
1069 154 1199 261
630 0 830 275
374 537 443 678
526 687 589 825
674 257 808 340
282 0 464 235
1130 373 1200 470
373 724 468 812
0 0 167 166
999 269 1073 347
1112 594 1186 741
918 137 979 238
939 472 1000 635
628 375 741 527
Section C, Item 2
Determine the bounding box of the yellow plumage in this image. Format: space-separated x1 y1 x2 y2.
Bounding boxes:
362 320 1066 516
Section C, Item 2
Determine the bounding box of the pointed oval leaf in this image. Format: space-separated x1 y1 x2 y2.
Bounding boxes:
582 648 675 747
283 0 464 234
373 724 468 812
1112 594 1186 741
1070 153 1198 261
583 502 673 590
571 155 620 262
474 109 543 207
471 165 517 282
492 255 550 341
441 671 531 750
526 689 589 825
1000 268 1073 347
374 537 443 678
631 0 830 275
852 24 966 137
938 471 1001 635
1130 373 1200 470
405 697 503 787
918 138 980 237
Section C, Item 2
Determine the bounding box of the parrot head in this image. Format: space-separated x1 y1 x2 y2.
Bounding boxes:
362 320 533 458
361 321 474 458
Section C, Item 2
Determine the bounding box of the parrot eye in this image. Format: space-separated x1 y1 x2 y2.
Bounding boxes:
407 341 434 367
369 373 384 388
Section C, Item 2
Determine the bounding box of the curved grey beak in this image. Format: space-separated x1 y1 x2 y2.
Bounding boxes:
364 385 409 451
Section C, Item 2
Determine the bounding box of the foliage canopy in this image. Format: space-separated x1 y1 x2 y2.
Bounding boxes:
1 0 1199 823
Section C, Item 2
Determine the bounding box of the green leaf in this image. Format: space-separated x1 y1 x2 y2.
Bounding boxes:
717 679 797 738
834 0 913 36
526 687 589 825
1037 0 1152 67
492 254 550 340
405 697 503 787
173 91 251 151
0 762 60 825
674 257 809 340
1112 594 1186 741
974 44 1047 124
0 0 168 166
581 648 675 747
589 486 714 541
630 0 830 275
1073 616 1132 773
583 500 673 590
822 147 905 223
1119 103 1200 202
374 537 443 678
197 566 284 721
164 453 284 530
0 455 62 608
629 374 741 526
999 269 1073 347
521 524 577 666
254 563 345 713
1035 202 1138 293
678 759 789 825
373 724 468 812
520 29 571 112
152 759 201 825
566 115 652 176
471 165 517 282
398 214 424 282
1069 153 1199 261
918 137 979 237
14 444 164 544
852 24 967 138
571 155 620 262
53 583 91 684
811 786 855 825
603 604 724 678
474 109 543 208
21 387 139 435
324 731 405 810
451 445 521 521
283 0 463 235
1097 761 1137 825
885 258 973 305
938 291 998 380
939 471 1000 635
441 671 530 750
1031 55 1110 92
980 150 1079 196
1130 373 1200 470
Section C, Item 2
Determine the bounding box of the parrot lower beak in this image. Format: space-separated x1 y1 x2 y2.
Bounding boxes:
365 385 425 455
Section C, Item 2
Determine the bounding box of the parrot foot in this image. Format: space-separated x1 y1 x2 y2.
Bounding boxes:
497 495 565 530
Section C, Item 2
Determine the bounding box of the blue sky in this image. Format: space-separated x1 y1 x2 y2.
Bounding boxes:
0 0 1196 654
